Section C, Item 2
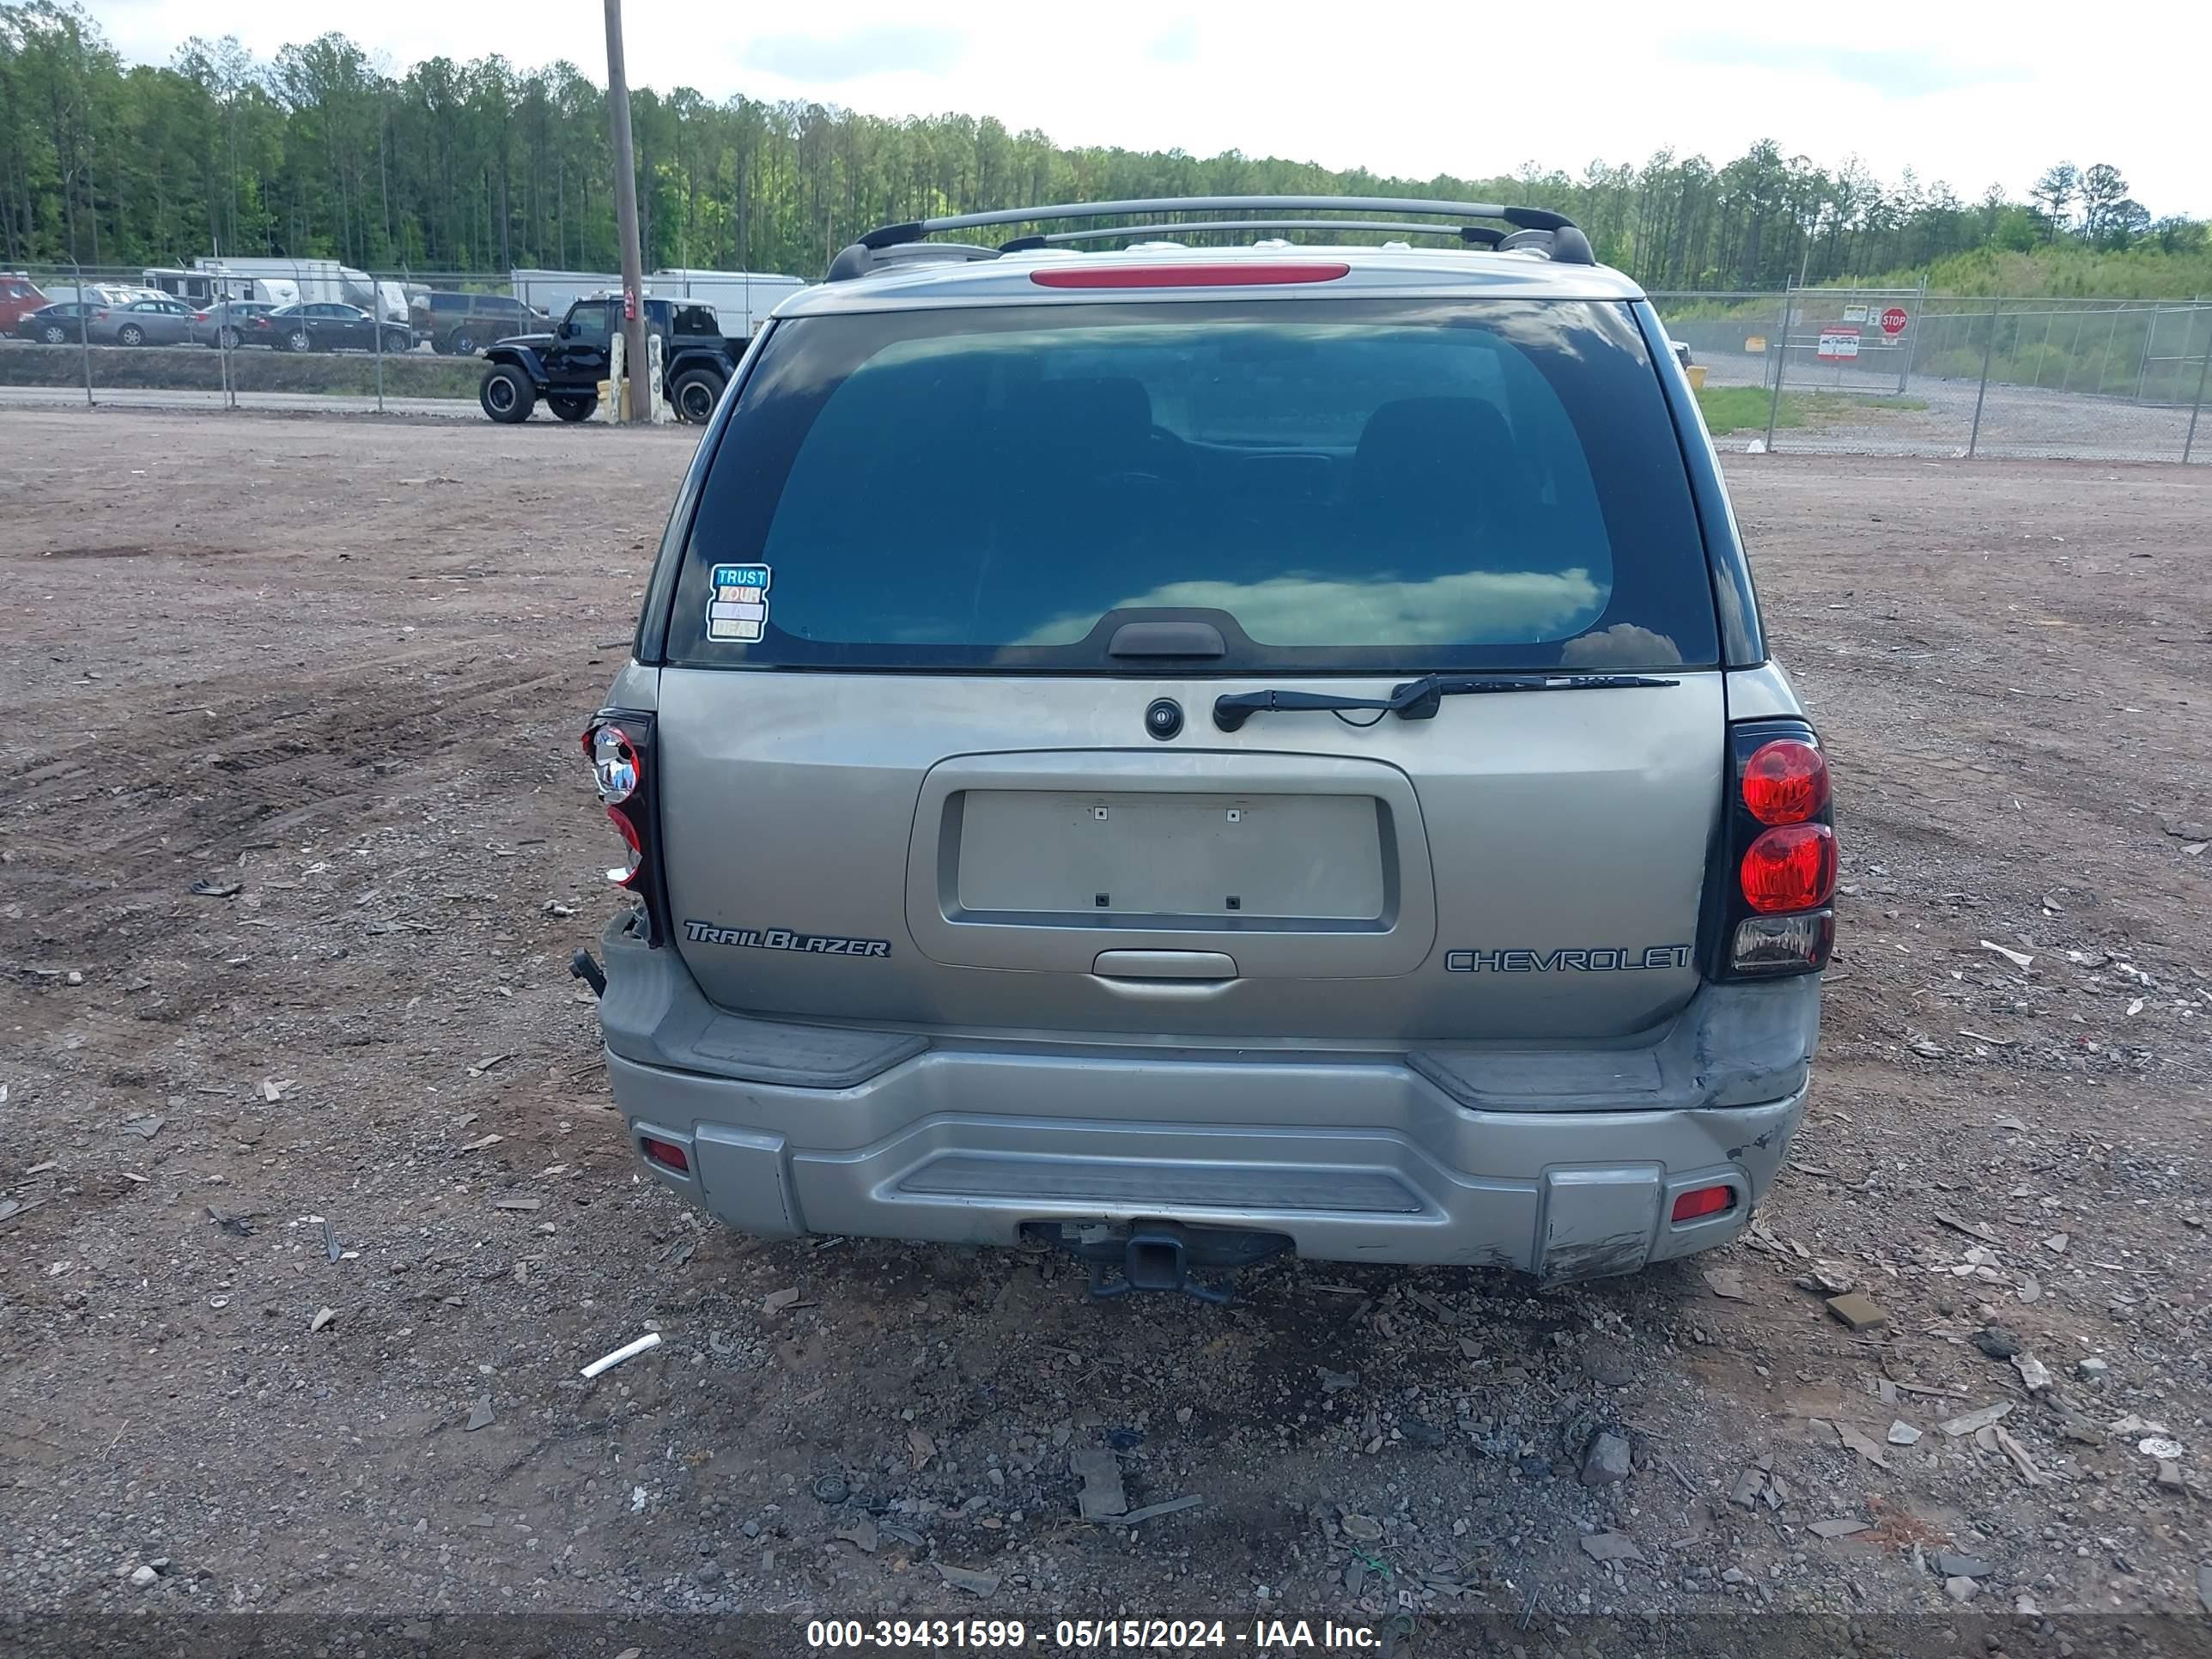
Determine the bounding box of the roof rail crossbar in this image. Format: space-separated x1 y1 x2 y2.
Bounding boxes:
836 196 1592 280
1004 220 1505 250
860 196 1580 247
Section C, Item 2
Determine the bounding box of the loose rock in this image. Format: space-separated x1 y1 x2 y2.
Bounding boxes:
1580 1431 1633 1486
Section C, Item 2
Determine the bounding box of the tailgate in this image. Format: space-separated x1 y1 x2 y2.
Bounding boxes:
656 669 1722 1042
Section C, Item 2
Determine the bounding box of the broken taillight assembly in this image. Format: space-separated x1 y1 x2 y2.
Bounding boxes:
1715 722 1836 978
580 712 665 942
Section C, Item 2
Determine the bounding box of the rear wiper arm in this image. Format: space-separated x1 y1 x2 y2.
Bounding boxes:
1212 672 1679 732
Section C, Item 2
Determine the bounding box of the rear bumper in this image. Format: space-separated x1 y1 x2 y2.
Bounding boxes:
611 1046 1801 1277
598 922 1818 1279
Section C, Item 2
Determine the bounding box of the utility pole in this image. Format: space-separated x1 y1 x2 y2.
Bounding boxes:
604 0 650 422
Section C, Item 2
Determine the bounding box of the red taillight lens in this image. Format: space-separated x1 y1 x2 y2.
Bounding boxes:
605 805 642 886
1030 262 1351 289
1740 823 1838 914
639 1134 689 1174
1741 739 1828 825
1671 1184 1735 1222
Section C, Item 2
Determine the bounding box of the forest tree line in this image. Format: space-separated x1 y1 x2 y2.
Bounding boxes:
3 0 2208 292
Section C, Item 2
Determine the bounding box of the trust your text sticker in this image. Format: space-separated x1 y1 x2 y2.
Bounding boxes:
707 563 771 642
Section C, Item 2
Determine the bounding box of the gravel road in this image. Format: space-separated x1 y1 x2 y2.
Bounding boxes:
2 410 2209 1653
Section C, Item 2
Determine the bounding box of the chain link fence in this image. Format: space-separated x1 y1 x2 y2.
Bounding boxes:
5 259 2209 459
1650 287 2212 463
0 259 792 419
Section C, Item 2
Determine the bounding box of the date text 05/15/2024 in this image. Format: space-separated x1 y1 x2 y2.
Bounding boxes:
804 1617 1379 1650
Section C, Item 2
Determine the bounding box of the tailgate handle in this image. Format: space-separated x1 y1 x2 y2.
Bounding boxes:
1091 949 1239 981
1108 621 1225 659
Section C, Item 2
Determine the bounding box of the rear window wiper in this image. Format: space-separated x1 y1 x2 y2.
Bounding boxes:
1212 672 1679 732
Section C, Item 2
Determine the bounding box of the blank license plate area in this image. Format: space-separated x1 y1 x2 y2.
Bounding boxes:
953 791 1386 922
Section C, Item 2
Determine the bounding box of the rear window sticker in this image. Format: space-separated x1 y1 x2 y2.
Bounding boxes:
707 563 771 641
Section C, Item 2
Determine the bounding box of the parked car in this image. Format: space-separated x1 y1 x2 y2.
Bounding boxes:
86 296 197 346
411 289 546 356
0 273 49 330
14 301 95 344
477 295 741 423
248 302 412 354
191 300 280 349
577 196 1835 1297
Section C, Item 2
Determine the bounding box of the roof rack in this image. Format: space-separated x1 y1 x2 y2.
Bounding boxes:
826 195 1594 281
1007 220 1504 251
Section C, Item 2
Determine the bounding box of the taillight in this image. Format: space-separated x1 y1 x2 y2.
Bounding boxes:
1714 720 1836 978
639 1134 690 1175
580 711 665 940
1741 739 1827 825
1740 823 1837 913
590 724 639 803
605 805 642 886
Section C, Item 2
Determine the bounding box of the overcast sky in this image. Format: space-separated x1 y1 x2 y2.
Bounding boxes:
91 0 2211 218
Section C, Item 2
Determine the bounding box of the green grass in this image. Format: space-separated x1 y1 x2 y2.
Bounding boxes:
0 342 483 399
1695 384 1928 434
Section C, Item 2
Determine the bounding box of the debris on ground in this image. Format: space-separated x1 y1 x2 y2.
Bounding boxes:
464 1395 493 1431
1809 1518 1869 1539
309 1307 336 1333
189 878 243 898
762 1288 802 1316
1115 1495 1203 1525
1073 1445 1128 1522
1579 1531 1641 1564
1939 1402 2014 1437
1972 1327 2022 1359
934 1563 1000 1599
1827 1420 1889 1468
578 1333 660 1378
1887 1419 1922 1446
2012 1353 2053 1393
1825 1291 1888 1330
1702 1267 1749 1301
1937 1212 2001 1245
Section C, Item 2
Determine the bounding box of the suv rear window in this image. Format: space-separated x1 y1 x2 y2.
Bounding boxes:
667 298 1717 672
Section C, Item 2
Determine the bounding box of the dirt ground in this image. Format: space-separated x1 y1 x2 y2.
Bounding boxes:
2 410 2210 1653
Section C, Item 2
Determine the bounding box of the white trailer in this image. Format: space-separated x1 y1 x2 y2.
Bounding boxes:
509 268 623 319
189 258 404 322
510 266 807 337
651 268 808 337
145 266 298 308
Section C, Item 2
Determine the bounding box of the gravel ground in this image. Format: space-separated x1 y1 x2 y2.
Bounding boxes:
2 410 2210 1654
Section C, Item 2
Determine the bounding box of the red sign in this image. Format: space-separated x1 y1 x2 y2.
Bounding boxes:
1881 306 1909 335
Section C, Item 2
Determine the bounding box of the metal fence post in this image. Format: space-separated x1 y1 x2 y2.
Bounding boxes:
2184 311 2209 464
1967 301 2001 459
72 258 94 408
1764 283 1790 453
2135 305 2157 404
374 270 386 416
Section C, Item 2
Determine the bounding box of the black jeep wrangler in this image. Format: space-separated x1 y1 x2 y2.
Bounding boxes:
477 295 744 424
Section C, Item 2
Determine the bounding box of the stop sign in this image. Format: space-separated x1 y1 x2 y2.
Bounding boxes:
1881 307 1909 335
